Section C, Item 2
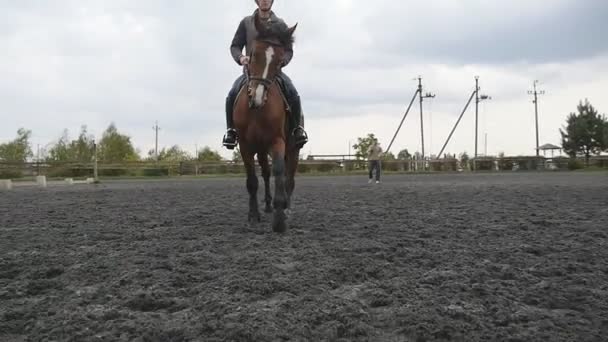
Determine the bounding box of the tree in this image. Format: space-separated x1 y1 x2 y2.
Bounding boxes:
397 149 412 160
603 121 608 152
352 133 379 160
459 152 470 169
383 152 396 160
47 129 71 162
98 123 139 163
560 99 607 165
0 128 33 162
71 126 95 162
197 146 223 162
47 126 95 162
147 145 191 162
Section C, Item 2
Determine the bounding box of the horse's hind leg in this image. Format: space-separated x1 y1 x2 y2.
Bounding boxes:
270 140 288 233
241 145 260 223
258 152 273 213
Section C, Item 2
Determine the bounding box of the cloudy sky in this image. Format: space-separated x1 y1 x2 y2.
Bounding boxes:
2 0 607 159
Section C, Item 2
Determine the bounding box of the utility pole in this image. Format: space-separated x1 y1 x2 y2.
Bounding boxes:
437 77 490 164
474 76 491 170
36 144 41 176
475 76 492 160
385 77 434 160
153 121 161 161
418 77 435 159
484 133 488 156
528 80 545 157
93 140 98 181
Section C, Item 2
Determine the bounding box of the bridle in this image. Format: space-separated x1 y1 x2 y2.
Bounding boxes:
245 39 283 89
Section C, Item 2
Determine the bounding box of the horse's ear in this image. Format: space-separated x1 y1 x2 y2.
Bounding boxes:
287 23 298 37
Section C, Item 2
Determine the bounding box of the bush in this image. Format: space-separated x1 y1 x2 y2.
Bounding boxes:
498 158 514 171
475 159 494 171
442 159 458 171
297 163 310 173
382 161 400 172
99 168 129 177
568 159 584 170
316 162 338 173
0 169 22 179
46 167 92 178
430 161 442 172
595 158 608 169
141 168 169 177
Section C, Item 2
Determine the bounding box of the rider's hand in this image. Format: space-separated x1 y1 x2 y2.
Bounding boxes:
239 56 250 65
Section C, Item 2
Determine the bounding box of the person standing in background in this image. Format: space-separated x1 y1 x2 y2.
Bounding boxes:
367 141 383 184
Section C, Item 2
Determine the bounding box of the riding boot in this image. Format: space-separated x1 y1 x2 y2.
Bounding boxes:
288 95 308 149
222 96 238 149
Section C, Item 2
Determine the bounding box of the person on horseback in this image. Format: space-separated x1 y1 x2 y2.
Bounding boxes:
222 0 309 150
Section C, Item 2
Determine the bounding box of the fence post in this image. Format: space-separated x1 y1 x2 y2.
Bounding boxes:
93 142 99 181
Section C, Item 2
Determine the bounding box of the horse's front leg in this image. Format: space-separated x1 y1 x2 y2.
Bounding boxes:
241 146 260 223
258 153 273 213
285 147 299 210
271 140 288 233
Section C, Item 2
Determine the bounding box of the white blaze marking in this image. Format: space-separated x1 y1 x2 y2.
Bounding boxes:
254 46 274 107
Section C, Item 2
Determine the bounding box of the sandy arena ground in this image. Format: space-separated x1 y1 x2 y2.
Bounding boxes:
1 173 607 341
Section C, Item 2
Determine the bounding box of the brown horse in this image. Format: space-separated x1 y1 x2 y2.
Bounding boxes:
232 16 300 232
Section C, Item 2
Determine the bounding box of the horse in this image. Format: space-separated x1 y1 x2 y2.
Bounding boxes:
232 16 301 233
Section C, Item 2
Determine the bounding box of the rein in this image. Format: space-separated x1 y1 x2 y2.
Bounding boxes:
244 64 277 88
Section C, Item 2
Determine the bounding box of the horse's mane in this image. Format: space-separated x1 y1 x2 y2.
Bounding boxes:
255 16 295 47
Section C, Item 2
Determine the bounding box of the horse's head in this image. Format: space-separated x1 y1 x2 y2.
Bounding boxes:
247 16 297 108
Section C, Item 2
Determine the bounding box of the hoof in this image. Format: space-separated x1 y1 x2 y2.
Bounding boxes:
248 211 261 223
272 211 288 233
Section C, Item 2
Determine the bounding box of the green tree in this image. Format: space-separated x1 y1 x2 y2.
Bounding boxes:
197 146 223 162
98 123 139 163
603 121 608 151
383 152 396 160
397 149 411 160
47 129 71 162
71 126 95 162
148 145 191 162
459 152 470 169
560 99 607 165
47 126 95 162
0 128 33 162
352 133 379 160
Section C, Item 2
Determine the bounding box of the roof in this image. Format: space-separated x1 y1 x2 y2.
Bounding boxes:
537 143 561 150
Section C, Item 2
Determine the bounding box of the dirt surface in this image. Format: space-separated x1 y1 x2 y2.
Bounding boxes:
1 173 607 341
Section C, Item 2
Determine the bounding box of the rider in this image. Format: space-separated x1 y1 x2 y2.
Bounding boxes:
222 0 309 150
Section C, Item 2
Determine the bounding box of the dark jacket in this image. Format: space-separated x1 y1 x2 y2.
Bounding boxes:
230 9 294 67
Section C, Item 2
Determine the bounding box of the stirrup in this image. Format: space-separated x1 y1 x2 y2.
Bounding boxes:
292 126 308 148
222 129 238 149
